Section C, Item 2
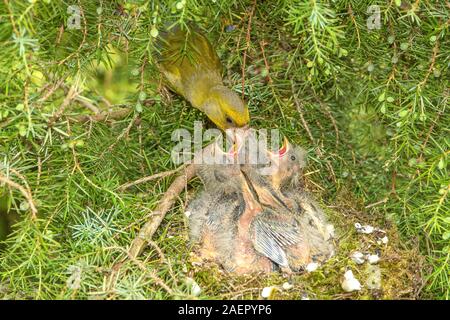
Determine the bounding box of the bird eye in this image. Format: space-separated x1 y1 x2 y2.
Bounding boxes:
290 155 296 161
226 117 233 124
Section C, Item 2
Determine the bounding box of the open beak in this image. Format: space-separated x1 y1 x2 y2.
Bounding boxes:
278 136 289 157
224 127 249 155
212 140 239 159
268 136 289 158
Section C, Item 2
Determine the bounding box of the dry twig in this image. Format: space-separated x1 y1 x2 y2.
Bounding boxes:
127 164 196 259
69 108 132 123
117 165 187 191
291 82 315 143
0 173 38 219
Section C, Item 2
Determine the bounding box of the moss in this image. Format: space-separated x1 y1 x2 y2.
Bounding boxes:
184 189 424 300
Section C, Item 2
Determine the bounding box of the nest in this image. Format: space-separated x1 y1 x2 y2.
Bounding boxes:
186 134 335 274
118 130 424 299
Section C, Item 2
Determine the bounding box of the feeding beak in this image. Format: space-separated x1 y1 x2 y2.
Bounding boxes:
212 138 239 160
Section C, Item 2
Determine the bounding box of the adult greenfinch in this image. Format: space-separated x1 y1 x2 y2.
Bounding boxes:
157 25 250 130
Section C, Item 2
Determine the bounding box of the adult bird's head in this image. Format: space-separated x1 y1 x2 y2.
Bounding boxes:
201 85 250 130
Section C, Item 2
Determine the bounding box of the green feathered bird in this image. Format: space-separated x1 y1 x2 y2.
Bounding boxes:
157 25 250 130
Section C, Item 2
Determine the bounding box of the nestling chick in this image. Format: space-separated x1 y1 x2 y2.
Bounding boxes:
193 134 242 194
188 136 273 273
158 25 249 130
239 136 335 271
187 171 273 273
239 136 307 210
188 133 335 274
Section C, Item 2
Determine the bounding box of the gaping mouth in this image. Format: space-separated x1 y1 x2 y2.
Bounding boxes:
213 140 238 158
268 136 289 158
278 136 289 157
224 127 249 156
228 144 238 157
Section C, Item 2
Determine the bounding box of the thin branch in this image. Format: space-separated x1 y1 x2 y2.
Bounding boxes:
259 40 272 83
0 173 37 219
38 78 65 104
418 40 440 89
69 108 132 123
47 85 78 127
365 198 389 209
241 0 257 99
117 164 187 191
106 246 175 295
99 113 139 158
75 96 100 114
347 5 360 49
127 164 196 259
291 82 315 143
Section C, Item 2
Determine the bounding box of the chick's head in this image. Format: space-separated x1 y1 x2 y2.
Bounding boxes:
197 137 243 193
266 137 307 190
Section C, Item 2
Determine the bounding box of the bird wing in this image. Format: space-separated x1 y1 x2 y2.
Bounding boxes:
251 214 303 267
157 24 222 96
252 222 289 268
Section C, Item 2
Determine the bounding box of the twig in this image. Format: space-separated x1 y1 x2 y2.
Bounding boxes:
291 82 315 143
69 108 132 123
0 173 37 219
106 246 175 295
126 164 196 259
37 156 42 186
241 0 257 99
56 24 64 45
418 40 439 89
9 168 32 196
259 40 272 83
75 96 100 114
145 240 178 285
117 164 187 191
4 0 19 37
47 85 78 127
38 78 65 104
365 198 388 209
347 5 360 49
391 170 397 195
99 114 139 158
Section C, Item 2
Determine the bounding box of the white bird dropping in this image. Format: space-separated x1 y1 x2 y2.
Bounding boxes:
185 277 202 296
351 251 366 265
367 254 380 264
341 270 362 292
305 262 319 272
282 282 293 290
261 286 276 299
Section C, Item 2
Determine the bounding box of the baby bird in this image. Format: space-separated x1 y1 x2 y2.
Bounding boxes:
238 136 307 211
192 133 242 192
239 136 335 272
188 137 273 273
158 25 249 130
188 134 335 274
